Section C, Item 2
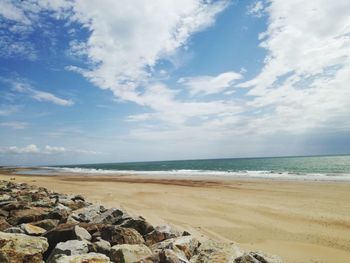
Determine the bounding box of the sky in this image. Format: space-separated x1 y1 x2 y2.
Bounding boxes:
0 0 350 165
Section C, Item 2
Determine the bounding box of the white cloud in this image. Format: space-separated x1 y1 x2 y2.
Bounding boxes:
1 144 40 154
236 0 350 134
11 80 74 106
123 0 350 147
31 90 74 106
0 121 28 130
179 71 243 95
67 0 228 102
0 0 72 59
0 0 30 24
126 82 243 125
247 1 265 17
0 144 99 155
43 145 66 154
0 36 37 60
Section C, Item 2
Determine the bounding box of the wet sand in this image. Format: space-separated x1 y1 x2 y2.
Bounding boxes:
0 170 349 262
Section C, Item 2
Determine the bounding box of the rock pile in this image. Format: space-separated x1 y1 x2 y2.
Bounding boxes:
0 180 282 263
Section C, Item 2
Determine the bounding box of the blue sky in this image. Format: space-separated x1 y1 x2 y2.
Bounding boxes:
1 0 350 165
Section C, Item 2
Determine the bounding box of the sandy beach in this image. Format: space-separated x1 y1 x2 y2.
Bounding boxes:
0 170 349 263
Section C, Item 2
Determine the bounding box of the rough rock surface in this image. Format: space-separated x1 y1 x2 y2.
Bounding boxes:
235 251 283 263
110 244 152 263
145 224 180 245
67 205 106 223
31 219 59 231
100 225 145 245
151 235 200 259
89 237 111 256
74 225 92 241
190 240 243 263
47 239 90 263
0 232 48 263
21 223 47 235
54 252 111 263
0 179 283 263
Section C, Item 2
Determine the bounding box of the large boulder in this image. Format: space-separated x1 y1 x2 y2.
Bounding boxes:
75 225 92 241
31 219 59 231
145 225 180 245
47 204 72 223
67 205 106 223
90 208 124 224
117 215 154 236
54 252 111 263
100 225 145 246
110 244 152 263
190 240 243 263
44 224 92 258
151 235 200 260
0 232 48 263
235 251 282 263
21 223 47 235
7 207 50 225
46 239 90 263
88 237 111 257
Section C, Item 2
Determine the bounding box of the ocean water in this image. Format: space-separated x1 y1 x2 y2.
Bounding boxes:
46 155 350 181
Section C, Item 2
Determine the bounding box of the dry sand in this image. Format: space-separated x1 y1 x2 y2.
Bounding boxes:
0 170 349 263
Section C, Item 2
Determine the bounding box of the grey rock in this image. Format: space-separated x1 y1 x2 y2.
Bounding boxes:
110 244 152 263
47 239 90 263
4 226 25 234
88 238 111 256
47 204 72 223
31 219 59 231
74 225 92 241
235 251 283 263
91 208 124 224
67 205 105 223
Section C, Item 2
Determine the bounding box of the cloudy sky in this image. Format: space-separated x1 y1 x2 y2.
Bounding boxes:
0 0 350 165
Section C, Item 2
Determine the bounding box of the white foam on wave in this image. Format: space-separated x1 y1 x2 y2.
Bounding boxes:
42 167 350 181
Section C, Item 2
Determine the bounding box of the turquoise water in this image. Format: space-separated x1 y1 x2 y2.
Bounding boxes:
49 155 350 181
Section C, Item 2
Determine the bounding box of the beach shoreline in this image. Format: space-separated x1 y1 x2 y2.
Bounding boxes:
1 168 350 262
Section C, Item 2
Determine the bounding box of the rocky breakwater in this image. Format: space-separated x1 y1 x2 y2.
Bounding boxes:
0 180 282 263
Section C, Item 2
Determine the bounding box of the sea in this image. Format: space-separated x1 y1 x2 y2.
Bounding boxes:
36 154 350 181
